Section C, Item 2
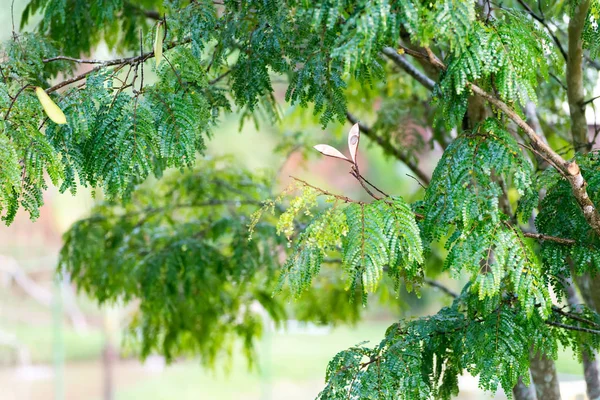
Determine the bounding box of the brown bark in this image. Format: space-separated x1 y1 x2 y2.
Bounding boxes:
384 45 600 238
469 84 600 237
567 0 591 151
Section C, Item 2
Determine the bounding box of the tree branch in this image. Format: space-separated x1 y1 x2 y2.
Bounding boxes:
551 305 600 329
546 320 600 335
522 232 576 245
469 84 600 236
423 278 458 298
394 43 600 237
381 47 435 91
43 39 191 94
290 176 363 204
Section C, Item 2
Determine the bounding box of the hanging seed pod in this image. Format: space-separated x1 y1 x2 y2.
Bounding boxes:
35 87 66 125
347 123 360 164
313 144 350 162
154 22 164 68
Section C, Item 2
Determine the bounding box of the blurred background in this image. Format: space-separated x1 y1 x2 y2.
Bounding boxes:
0 1 591 399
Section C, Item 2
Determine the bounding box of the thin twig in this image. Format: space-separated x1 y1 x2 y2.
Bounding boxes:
42 56 110 64
209 69 232 85
406 174 427 189
350 169 381 200
4 84 31 120
551 305 600 328
582 94 600 106
290 176 362 204
44 38 192 94
357 173 389 197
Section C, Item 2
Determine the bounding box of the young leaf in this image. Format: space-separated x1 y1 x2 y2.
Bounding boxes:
35 87 66 124
313 144 350 162
347 123 360 164
154 22 164 68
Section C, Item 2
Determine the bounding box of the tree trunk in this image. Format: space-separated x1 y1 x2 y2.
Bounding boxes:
583 351 600 400
567 276 600 399
512 376 537 400
529 350 561 400
567 0 591 151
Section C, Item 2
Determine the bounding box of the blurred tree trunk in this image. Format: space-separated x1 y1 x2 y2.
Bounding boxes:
565 2 600 398
512 377 536 400
102 342 115 400
567 276 600 400
529 351 561 400
102 308 118 400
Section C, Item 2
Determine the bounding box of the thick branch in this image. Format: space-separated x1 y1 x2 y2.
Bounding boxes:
381 47 435 91
469 84 600 236
393 42 600 237
567 0 591 150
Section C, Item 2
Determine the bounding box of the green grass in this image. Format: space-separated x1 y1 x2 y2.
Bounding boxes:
112 321 390 400
10 323 104 364
0 316 588 399
111 321 585 399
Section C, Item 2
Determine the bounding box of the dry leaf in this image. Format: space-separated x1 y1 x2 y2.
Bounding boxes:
313 144 350 161
347 123 360 164
35 87 66 125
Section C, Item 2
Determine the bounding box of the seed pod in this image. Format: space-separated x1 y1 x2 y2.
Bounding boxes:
347 123 360 164
35 87 66 125
313 144 350 162
154 22 164 68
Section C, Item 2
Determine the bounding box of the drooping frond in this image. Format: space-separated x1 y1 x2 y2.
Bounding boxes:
445 220 550 318
59 159 372 364
317 292 581 400
534 152 600 293
421 118 534 243
266 184 423 303
583 0 600 59
434 12 553 129
21 0 165 56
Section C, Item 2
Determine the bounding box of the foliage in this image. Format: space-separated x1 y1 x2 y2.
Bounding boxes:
255 184 423 304
434 12 554 129
60 159 364 364
534 152 600 292
317 298 556 399
5 0 600 398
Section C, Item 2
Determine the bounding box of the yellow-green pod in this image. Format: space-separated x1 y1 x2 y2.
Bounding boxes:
154 22 164 68
35 87 66 125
